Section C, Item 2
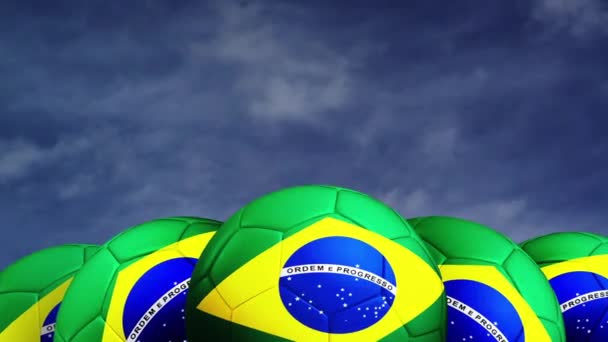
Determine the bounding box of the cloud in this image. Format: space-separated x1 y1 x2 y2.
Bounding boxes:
420 126 459 162
533 0 608 37
0 137 91 183
2 2 359 128
1 1 607 270
383 187 528 224
383 188 433 214
381 187 534 241
57 173 96 200
188 2 354 122
0 140 45 182
381 182 608 244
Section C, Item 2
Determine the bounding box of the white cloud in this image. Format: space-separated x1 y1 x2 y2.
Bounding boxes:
456 198 528 229
383 188 432 215
0 137 91 183
3 3 356 127
380 187 532 242
188 2 354 121
57 174 96 200
421 126 459 161
2 0 605 270
533 0 608 37
349 65 492 149
0 140 45 182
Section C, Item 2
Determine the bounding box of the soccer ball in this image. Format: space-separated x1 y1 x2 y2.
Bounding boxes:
409 216 566 342
53 216 221 342
0 244 97 341
186 185 445 341
521 232 608 341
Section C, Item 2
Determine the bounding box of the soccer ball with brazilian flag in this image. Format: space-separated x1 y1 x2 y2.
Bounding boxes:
186 185 446 341
410 216 566 342
521 232 608 341
53 216 221 342
0 244 98 342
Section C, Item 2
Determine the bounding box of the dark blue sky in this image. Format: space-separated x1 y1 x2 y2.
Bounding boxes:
1 0 607 269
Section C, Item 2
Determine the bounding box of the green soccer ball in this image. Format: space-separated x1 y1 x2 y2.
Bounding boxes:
186 185 445 342
53 216 221 342
409 216 565 342
0 244 98 342
521 232 608 341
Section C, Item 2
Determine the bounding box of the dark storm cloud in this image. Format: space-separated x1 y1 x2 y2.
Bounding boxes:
1 0 607 269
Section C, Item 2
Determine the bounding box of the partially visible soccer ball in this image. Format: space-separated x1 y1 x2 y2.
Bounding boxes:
521 232 608 341
0 244 97 341
53 216 221 342
410 216 565 342
186 185 446 342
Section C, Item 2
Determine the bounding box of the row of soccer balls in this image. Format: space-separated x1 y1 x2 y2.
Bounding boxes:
0 185 606 341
